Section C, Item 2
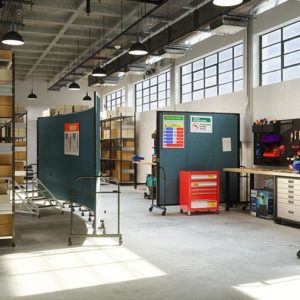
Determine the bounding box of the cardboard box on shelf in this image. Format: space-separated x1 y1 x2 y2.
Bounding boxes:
0 154 12 165
116 150 133 161
101 151 110 159
124 140 134 148
0 182 8 194
0 194 9 202
0 96 12 106
15 162 24 171
0 69 12 83
15 176 24 184
0 105 12 117
16 152 27 161
15 141 26 147
0 50 12 61
0 223 12 236
0 165 12 177
101 130 110 139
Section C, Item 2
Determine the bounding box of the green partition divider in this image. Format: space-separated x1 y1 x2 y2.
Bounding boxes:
157 111 239 206
38 98 100 211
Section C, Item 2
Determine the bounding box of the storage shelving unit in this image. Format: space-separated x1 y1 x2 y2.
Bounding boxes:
0 50 15 246
100 114 136 184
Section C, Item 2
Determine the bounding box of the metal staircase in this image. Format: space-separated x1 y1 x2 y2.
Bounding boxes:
12 177 64 218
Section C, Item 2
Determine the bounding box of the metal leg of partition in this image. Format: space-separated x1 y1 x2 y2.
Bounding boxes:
149 166 167 216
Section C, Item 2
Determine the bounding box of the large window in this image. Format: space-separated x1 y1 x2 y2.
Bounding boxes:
180 43 243 103
260 20 300 86
135 71 170 113
105 89 126 110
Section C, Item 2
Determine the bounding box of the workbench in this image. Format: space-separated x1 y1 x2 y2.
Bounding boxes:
223 167 300 211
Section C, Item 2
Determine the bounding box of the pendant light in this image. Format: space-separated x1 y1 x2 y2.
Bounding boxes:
27 75 38 100
213 0 243 6
2 23 24 46
92 16 107 77
83 92 92 101
68 81 80 91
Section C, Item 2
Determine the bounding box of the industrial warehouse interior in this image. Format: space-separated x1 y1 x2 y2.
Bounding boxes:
0 0 300 299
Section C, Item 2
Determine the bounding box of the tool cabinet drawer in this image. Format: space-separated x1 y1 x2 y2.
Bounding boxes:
277 202 300 222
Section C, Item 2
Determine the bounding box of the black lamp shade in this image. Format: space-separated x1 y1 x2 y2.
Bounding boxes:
27 90 38 100
83 92 92 101
128 42 148 56
2 30 24 46
68 81 80 90
92 66 106 77
213 0 242 6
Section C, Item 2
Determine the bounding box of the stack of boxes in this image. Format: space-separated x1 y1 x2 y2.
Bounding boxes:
250 179 274 219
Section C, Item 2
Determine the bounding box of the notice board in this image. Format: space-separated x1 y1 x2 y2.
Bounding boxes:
157 111 239 206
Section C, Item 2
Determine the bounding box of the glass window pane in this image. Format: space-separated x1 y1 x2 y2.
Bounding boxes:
116 91 121 97
262 43 281 60
262 29 281 47
182 83 192 94
122 89 125 96
234 68 243 81
262 56 281 73
219 83 233 95
283 65 300 81
159 91 166 100
205 76 217 87
193 59 204 71
219 60 232 73
167 81 170 89
194 80 204 90
158 74 165 83
143 80 149 88
234 80 243 92
144 95 150 103
158 82 165 92
284 37 300 54
182 93 192 103
193 90 204 101
150 77 157 86
136 83 142 91
136 98 142 106
219 48 233 62
205 66 217 77
219 71 233 84
150 86 157 94
143 88 149 96
182 73 192 85
283 21 300 40
262 70 281 85
136 105 142 113
182 64 192 75
136 90 142 98
158 100 166 108
193 70 204 81
234 44 243 57
166 90 170 99
205 54 217 67
205 86 217 98
112 100 116 106
284 50 300 67
150 93 157 101
143 104 149 112
107 95 111 101
150 102 157 110
234 56 243 69
167 72 170 80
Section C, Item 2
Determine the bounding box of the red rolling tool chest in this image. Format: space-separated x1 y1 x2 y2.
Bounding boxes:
179 171 220 215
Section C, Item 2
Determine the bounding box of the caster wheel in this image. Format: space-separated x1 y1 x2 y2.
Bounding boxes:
144 192 147 199
81 212 84 216
119 237 123 246
180 209 183 214
162 210 166 216
68 238 72 246
242 206 246 211
62 205 65 209
88 217 92 222
275 218 282 224
297 250 300 258
149 207 153 212
188 211 191 216
79 207 81 211
61 211 64 215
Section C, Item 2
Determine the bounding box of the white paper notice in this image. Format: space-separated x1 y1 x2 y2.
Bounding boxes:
222 137 232 152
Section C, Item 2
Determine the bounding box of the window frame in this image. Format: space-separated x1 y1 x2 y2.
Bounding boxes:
105 88 126 111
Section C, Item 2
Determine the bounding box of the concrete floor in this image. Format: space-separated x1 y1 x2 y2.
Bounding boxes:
1 186 300 300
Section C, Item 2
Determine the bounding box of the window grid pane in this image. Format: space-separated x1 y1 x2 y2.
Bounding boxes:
105 88 126 111
260 20 300 86
135 71 170 112
180 43 243 102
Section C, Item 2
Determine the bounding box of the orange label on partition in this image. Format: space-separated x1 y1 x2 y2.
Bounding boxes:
64 123 80 132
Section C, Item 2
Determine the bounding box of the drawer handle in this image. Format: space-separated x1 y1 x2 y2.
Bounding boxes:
288 195 294 199
288 180 294 183
288 200 294 204
288 210 294 214
288 190 294 194
288 185 294 188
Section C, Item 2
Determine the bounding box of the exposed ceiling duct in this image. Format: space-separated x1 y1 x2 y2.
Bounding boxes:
210 15 249 34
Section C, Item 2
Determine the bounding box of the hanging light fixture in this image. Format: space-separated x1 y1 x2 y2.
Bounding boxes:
68 80 80 91
83 92 92 101
129 37 148 56
213 0 243 6
2 23 24 46
27 75 38 100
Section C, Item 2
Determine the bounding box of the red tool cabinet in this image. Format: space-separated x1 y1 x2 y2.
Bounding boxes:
179 171 220 215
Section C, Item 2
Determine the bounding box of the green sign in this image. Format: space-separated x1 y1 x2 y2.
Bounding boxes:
190 115 213 133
